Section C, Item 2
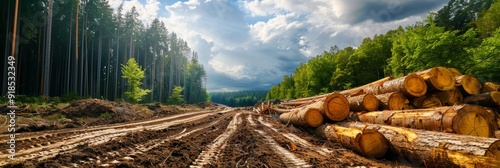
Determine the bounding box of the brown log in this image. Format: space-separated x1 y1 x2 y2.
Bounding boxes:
416 67 455 91
347 94 379 112
339 76 396 97
448 67 462 77
496 130 500 139
355 105 496 137
279 101 324 127
482 82 500 93
375 92 412 110
322 93 350 121
363 73 427 98
337 122 500 167
314 124 388 159
435 88 463 105
456 75 482 95
464 91 500 107
412 94 442 108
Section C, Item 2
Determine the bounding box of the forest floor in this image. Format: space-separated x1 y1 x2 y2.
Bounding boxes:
0 99 417 167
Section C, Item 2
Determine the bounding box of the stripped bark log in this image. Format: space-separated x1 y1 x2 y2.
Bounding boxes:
337 122 500 168
375 92 412 110
464 91 500 107
347 94 379 112
314 124 388 159
363 73 427 98
279 101 324 127
456 75 482 95
339 76 396 97
354 105 496 137
435 88 463 106
416 67 456 91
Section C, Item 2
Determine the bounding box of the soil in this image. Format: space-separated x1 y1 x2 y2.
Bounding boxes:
1 100 419 167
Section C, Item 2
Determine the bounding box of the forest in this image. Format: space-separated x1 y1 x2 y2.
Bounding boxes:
267 0 500 100
210 90 267 107
0 0 209 104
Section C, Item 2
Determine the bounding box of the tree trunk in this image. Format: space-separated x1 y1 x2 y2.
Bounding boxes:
314 124 388 159
354 105 496 137
337 122 500 167
375 92 412 110
97 27 102 97
363 73 427 98
482 82 500 93
411 94 442 108
464 91 500 107
322 93 350 121
416 66 455 91
43 0 54 97
279 101 324 127
456 75 482 95
448 67 462 77
348 94 379 112
435 88 463 106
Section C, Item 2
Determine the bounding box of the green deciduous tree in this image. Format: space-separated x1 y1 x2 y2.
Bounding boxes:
167 86 184 105
467 28 500 82
121 58 150 103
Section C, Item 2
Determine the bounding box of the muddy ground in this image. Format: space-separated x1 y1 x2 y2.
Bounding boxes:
1 99 418 167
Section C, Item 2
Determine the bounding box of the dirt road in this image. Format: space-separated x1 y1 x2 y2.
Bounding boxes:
1 108 412 167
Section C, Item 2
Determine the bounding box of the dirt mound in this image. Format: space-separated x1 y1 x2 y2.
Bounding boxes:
62 99 119 118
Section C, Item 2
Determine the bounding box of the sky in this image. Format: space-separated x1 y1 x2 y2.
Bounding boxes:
108 0 449 92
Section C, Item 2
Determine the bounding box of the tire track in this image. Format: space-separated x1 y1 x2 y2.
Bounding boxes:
257 116 333 157
248 115 312 167
190 112 243 167
0 109 233 166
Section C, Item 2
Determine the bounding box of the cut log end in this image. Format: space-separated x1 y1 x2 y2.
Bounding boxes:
324 93 350 121
482 82 500 93
388 92 411 110
359 129 389 159
363 94 379 112
413 94 442 109
453 105 495 137
436 89 463 106
421 67 455 91
457 75 482 95
404 74 427 97
448 67 462 77
485 140 500 162
305 108 324 127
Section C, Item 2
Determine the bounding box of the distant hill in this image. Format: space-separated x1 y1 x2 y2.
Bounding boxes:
210 90 268 107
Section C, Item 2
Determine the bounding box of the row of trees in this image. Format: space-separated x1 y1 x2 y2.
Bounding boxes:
267 0 500 100
210 90 268 107
1 0 209 104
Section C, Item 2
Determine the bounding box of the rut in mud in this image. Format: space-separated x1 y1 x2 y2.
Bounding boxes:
2 109 414 167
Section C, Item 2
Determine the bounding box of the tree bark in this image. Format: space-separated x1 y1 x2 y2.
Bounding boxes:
348 94 379 112
416 66 455 91
314 124 388 159
464 91 500 107
375 92 412 110
435 88 463 106
337 122 500 167
279 101 324 127
363 73 427 98
482 82 500 93
354 105 496 137
456 75 482 95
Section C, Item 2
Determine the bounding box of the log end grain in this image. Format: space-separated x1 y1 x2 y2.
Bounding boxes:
452 105 495 137
363 94 379 112
482 82 500 93
436 89 463 106
358 129 389 159
448 67 463 77
324 93 350 121
421 67 456 91
305 108 324 127
404 73 428 97
458 75 482 95
388 92 411 110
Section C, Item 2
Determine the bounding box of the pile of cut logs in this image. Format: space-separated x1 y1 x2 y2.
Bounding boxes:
259 66 500 167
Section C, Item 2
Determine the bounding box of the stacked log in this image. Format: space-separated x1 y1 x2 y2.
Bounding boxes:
314 124 388 159
337 122 500 167
268 66 500 166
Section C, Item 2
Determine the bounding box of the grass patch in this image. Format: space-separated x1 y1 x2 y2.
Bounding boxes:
100 111 114 119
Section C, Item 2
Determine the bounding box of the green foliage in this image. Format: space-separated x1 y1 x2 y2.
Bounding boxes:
211 90 267 107
167 86 185 105
476 0 500 37
467 28 500 82
61 92 80 103
100 112 114 119
122 58 151 104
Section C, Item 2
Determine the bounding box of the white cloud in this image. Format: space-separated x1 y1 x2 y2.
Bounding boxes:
108 0 160 25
